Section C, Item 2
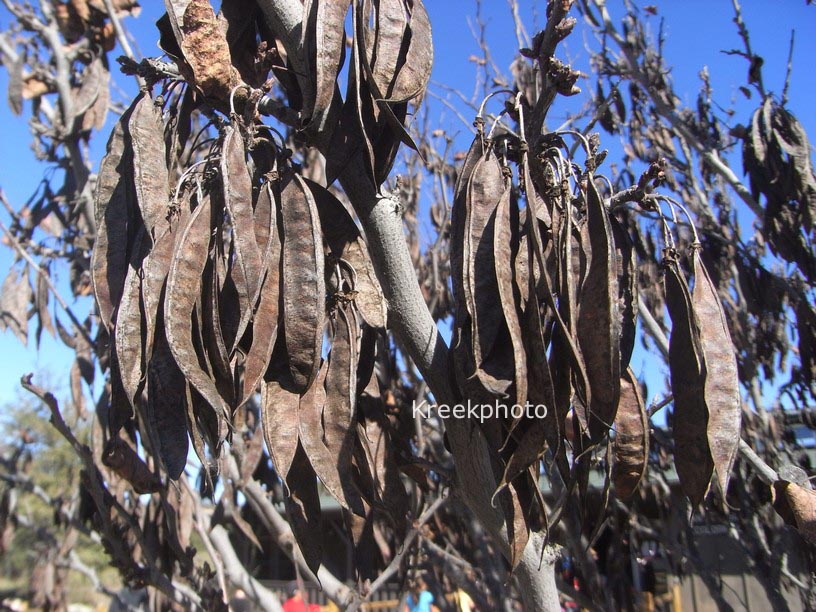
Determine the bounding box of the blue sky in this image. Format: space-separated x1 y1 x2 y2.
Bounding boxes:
0 0 813 409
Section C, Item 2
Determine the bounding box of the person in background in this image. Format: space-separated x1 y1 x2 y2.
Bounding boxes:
282 581 320 612
403 576 439 612
452 587 474 612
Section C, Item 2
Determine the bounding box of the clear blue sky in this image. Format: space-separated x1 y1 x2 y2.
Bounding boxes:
0 1 813 408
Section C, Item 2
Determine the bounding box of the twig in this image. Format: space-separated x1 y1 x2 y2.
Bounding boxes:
647 394 674 418
354 493 449 608
226 454 355 607
781 29 795 106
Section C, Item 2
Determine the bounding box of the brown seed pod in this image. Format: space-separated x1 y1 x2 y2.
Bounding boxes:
691 247 741 498
239 183 282 406
91 107 133 332
285 444 323 574
494 186 527 408
612 368 649 499
664 253 712 506
221 125 263 348
298 360 350 509
577 176 620 441
280 174 326 392
260 373 300 482
146 324 190 480
611 216 638 371
165 192 231 422
306 178 386 329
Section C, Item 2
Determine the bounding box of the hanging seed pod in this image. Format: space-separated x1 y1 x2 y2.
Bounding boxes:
464 150 513 394
664 252 712 506
91 107 133 332
323 303 365 514
302 0 350 141
221 124 263 347
260 367 300 481
285 443 324 574
280 174 326 392
239 183 282 406
306 178 387 329
128 93 170 241
146 324 190 480
691 246 741 498
494 186 527 408
298 360 350 509
611 216 638 371
115 245 146 407
578 175 620 441
612 368 649 499
165 191 231 422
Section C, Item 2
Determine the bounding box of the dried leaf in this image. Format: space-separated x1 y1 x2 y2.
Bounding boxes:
0 266 33 346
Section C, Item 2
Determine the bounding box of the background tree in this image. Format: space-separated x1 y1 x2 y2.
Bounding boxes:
0 1 814 610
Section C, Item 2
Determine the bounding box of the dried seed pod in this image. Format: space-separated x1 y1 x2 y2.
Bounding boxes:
115 252 146 407
280 174 326 392
298 360 350 508
464 150 513 394
221 125 263 347
285 443 323 574
578 176 620 440
91 107 133 331
147 325 190 480
355 369 409 525
494 186 527 408
306 178 386 329
165 192 231 422
612 368 649 499
102 436 162 494
239 183 281 406
260 371 300 481
323 304 364 513
611 216 638 371
664 253 712 506
691 247 741 497
128 93 170 241
302 0 350 140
